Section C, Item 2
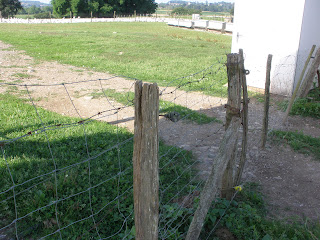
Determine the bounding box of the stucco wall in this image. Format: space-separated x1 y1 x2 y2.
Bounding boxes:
232 0 306 95
294 0 320 90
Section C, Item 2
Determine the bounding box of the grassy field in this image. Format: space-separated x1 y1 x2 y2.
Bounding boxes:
0 22 230 93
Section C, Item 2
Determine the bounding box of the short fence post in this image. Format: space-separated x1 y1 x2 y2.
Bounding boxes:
221 22 226 34
205 20 209 31
132 81 159 240
191 21 195 29
221 53 241 200
261 54 273 149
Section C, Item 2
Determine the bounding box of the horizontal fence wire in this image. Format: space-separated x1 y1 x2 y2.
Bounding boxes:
0 59 233 239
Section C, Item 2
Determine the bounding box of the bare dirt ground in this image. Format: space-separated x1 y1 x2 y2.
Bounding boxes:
1 41 320 224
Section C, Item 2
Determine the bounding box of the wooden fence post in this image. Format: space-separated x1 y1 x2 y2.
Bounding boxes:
261 54 273 149
133 81 159 240
221 53 241 200
235 49 249 185
282 45 316 124
298 46 320 98
186 118 241 240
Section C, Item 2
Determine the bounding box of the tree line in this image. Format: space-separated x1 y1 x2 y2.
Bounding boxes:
51 0 157 18
0 0 157 18
159 1 233 13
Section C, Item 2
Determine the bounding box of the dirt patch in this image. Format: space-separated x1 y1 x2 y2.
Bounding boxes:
1 41 320 223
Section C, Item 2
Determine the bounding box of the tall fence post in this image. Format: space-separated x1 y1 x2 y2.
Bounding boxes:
132 81 159 240
221 53 241 200
282 45 316 124
235 49 249 185
186 53 243 240
261 54 273 149
298 46 320 98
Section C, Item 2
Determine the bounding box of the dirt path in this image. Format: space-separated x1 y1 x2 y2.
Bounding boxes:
1 41 320 221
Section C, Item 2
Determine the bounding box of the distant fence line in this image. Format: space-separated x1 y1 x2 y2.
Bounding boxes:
0 16 233 33
167 19 233 33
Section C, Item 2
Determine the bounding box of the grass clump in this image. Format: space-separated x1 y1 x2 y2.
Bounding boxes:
270 130 320 160
200 183 320 240
0 94 197 239
91 88 221 124
279 88 320 119
157 183 320 239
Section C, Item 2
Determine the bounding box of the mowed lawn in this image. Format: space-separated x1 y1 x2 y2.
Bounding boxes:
0 22 231 88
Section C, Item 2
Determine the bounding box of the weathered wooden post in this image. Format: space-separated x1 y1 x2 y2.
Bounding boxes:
186 52 243 240
298 46 320 98
132 81 159 240
283 45 316 124
235 49 249 185
186 118 241 240
221 53 241 200
261 54 273 149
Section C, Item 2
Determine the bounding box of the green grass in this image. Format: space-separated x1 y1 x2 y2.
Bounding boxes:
91 88 221 124
0 22 230 94
202 183 320 240
11 73 34 79
270 130 320 160
0 94 197 239
278 88 320 119
159 182 320 239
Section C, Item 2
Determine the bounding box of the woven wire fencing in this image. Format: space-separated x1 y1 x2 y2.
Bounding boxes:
0 56 246 239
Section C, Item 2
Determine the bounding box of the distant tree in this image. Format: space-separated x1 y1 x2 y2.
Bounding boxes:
230 5 234 15
34 11 52 18
27 5 41 14
0 0 22 17
52 0 157 17
52 0 70 17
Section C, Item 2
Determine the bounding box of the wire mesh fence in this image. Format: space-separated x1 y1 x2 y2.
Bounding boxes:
0 54 253 239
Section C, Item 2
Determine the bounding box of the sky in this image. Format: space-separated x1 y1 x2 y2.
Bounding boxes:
29 0 234 6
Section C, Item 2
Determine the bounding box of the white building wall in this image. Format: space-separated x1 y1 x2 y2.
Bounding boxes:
294 0 320 90
232 0 306 95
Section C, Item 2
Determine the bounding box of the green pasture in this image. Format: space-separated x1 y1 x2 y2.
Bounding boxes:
0 22 230 93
